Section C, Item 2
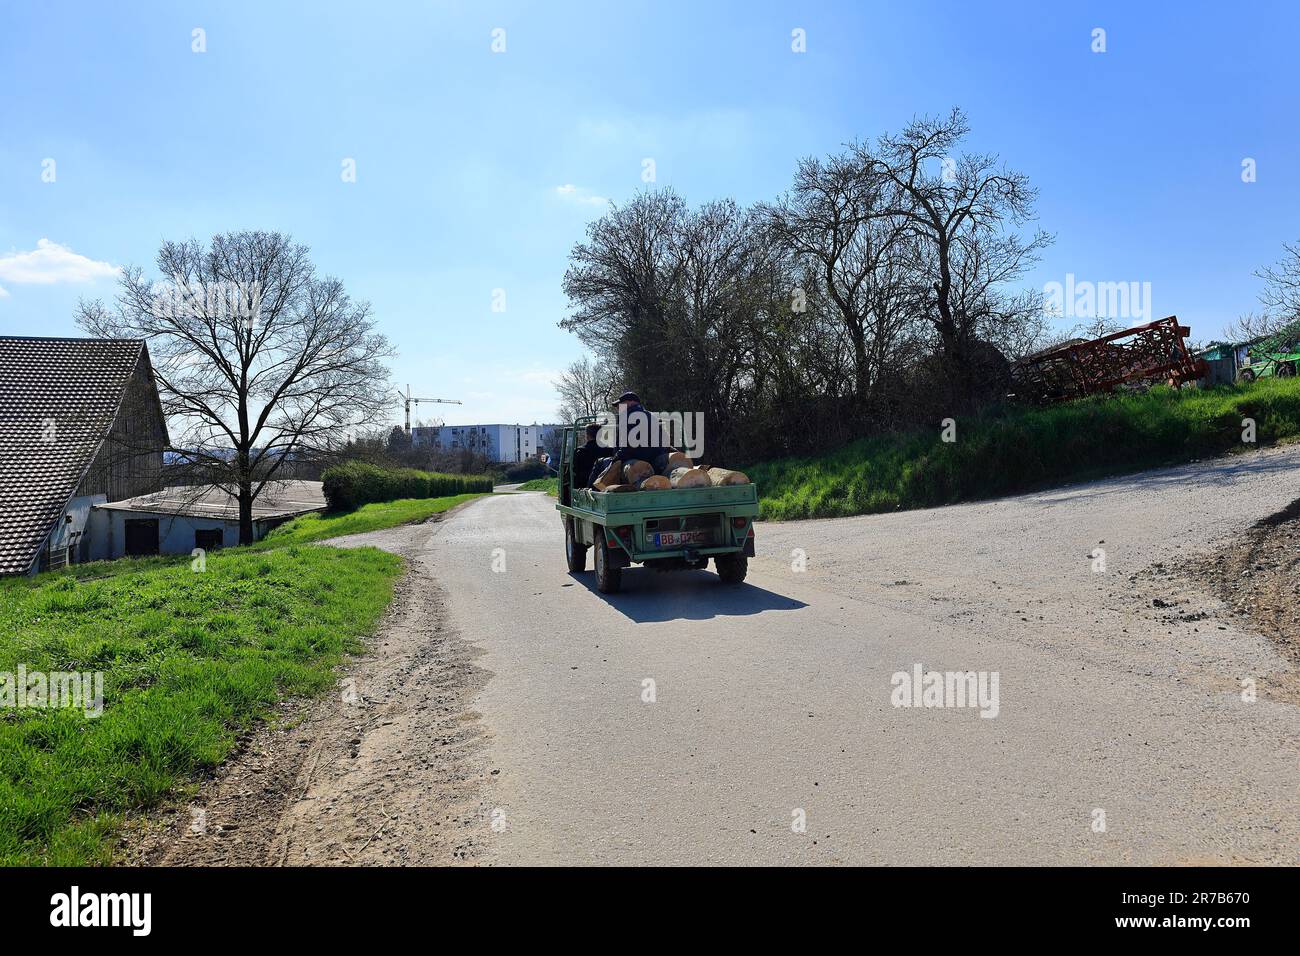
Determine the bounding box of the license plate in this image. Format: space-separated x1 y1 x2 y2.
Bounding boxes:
653 530 710 548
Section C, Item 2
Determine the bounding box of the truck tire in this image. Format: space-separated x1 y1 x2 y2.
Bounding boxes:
715 552 748 584
594 535 622 594
565 520 588 572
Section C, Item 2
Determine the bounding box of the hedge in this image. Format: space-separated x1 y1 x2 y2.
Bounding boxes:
502 458 550 482
321 461 494 511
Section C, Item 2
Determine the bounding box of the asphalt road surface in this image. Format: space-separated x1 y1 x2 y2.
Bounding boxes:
354 447 1300 865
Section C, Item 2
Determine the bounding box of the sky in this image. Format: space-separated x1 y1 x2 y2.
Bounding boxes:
2 0 1298 428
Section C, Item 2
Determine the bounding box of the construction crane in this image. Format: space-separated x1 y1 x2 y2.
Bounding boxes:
397 385 462 434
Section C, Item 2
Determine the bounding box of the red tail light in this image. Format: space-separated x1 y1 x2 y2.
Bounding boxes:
732 517 748 529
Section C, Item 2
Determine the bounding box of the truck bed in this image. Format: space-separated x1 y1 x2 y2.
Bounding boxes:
565 483 758 518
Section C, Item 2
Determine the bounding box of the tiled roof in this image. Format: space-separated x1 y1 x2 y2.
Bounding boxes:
0 336 149 574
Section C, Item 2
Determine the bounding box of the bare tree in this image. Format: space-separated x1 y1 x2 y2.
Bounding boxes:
554 355 616 423
78 231 394 544
1221 245 1300 345
855 108 1051 400
762 152 917 411
1255 242 1300 322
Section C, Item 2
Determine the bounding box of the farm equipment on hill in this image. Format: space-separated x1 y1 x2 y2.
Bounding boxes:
1236 319 1300 381
1010 315 1208 403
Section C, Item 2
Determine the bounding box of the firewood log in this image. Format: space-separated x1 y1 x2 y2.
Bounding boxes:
669 466 711 489
707 467 750 486
638 474 671 491
665 451 692 471
603 483 637 493
622 459 653 484
592 459 623 490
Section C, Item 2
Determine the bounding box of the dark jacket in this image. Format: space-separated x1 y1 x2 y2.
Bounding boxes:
572 439 601 489
615 402 667 464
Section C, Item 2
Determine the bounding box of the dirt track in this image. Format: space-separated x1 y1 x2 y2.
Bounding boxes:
129 512 496 866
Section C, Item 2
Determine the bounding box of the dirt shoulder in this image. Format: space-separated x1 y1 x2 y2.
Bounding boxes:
125 511 496 866
1186 497 1300 670
1125 494 1300 707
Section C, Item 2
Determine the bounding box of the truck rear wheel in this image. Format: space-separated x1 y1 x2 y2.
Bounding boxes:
565 520 587 572
715 552 748 584
594 536 622 594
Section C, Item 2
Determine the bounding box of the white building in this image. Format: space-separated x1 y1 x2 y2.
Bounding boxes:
411 423 555 463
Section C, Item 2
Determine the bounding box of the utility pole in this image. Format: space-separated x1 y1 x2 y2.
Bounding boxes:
398 385 462 434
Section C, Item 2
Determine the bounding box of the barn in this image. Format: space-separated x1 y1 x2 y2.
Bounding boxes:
0 335 169 575
88 481 326 559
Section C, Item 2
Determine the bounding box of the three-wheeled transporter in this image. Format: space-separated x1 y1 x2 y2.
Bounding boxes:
554 417 758 594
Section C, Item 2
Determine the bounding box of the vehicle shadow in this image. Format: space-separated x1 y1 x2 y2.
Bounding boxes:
570 569 808 622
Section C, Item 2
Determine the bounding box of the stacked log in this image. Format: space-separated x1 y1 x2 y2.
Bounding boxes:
592 460 623 490
706 467 750 486
622 459 653 484
669 466 711 489
588 451 750 493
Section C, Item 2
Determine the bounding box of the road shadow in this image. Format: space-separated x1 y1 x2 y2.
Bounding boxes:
1027 447 1300 508
570 568 808 622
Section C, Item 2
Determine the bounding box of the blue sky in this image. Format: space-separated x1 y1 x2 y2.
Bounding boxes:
2 0 1297 426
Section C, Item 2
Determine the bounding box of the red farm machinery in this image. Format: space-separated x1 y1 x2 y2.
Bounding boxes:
1011 315 1208 403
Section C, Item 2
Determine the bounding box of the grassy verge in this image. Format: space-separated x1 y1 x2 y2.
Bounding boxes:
516 477 558 495
261 493 487 545
746 378 1300 521
0 492 488 865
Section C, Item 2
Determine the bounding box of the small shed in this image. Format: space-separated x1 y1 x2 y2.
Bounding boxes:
88 481 326 558
1195 342 1238 386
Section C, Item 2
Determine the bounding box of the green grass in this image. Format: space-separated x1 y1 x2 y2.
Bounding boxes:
0 492 488 865
745 378 1300 521
261 493 486 545
516 477 558 496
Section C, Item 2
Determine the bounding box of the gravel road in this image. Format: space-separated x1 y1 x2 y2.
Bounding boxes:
138 447 1300 865
429 445 1300 864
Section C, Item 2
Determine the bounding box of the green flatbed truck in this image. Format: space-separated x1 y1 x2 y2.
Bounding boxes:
555 418 758 594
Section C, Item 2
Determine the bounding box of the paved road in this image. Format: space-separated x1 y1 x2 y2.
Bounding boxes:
405 449 1300 864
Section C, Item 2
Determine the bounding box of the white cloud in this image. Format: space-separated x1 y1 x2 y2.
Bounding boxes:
554 184 608 207
0 285 9 298
0 238 120 287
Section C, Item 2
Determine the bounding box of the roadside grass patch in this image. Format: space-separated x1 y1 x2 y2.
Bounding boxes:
0 490 493 865
516 477 558 496
747 378 1300 520
261 493 486 546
